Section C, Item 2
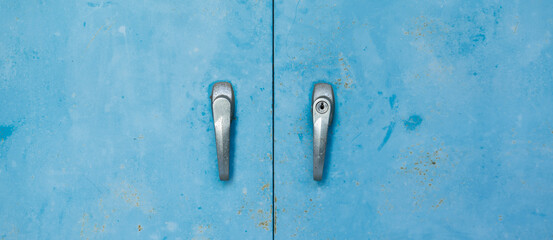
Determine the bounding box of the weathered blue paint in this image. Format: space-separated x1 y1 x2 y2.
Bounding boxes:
0 126 15 141
4 0 553 238
0 1 272 239
404 115 423 131
275 0 553 239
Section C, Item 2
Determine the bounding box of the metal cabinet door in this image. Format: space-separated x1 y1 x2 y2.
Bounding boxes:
0 1 273 239
275 1 553 239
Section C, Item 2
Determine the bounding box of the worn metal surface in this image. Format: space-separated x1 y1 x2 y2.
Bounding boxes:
275 0 553 239
211 82 234 181
0 1 273 238
312 83 334 181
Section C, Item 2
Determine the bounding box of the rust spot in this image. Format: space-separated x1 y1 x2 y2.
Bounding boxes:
197 225 211 233
397 142 454 209
261 183 270 191
138 225 143 231
119 181 141 208
432 199 444 209
258 221 270 231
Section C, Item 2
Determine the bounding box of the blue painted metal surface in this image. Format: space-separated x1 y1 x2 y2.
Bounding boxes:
3 0 553 238
275 0 553 239
0 1 273 239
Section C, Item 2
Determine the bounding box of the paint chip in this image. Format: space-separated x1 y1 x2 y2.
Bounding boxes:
118 26 126 35
165 221 177 232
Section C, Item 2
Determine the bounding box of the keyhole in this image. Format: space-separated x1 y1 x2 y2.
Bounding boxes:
315 101 329 114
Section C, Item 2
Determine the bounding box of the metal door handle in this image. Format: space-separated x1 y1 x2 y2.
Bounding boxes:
211 82 234 181
312 83 334 181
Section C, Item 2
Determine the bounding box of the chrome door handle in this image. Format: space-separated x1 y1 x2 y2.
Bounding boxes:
312 83 334 181
211 82 234 181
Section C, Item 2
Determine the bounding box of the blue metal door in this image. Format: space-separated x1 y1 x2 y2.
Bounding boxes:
4 1 553 239
274 0 553 239
0 1 273 239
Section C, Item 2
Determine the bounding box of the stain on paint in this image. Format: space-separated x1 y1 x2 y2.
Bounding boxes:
87 1 112 8
378 122 395 151
0 125 14 142
138 225 142 231
261 183 270 191
388 95 397 109
470 33 486 42
404 16 450 53
404 115 423 131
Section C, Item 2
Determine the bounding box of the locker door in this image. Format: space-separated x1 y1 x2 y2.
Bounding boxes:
274 0 553 238
0 1 273 239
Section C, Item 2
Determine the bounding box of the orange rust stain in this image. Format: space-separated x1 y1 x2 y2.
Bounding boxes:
261 183 270 191
138 225 143 231
432 199 444 209
258 220 270 231
252 209 271 231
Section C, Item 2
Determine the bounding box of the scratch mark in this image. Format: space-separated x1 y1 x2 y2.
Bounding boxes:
84 176 103 193
87 24 106 49
378 122 395 151
86 22 115 49
351 132 361 142
432 199 444 209
292 0 301 26
284 0 301 58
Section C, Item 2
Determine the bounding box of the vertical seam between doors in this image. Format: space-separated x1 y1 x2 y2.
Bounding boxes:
271 0 275 239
